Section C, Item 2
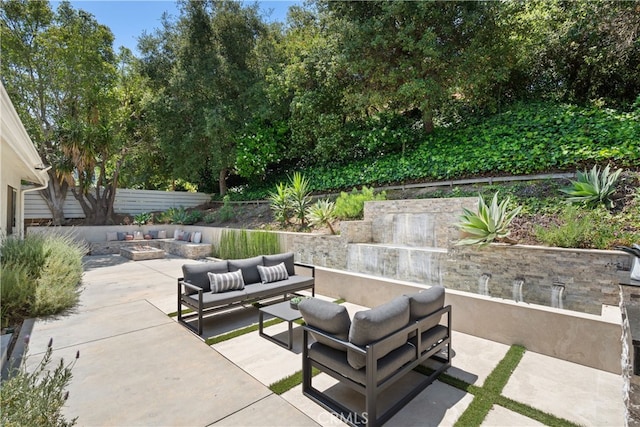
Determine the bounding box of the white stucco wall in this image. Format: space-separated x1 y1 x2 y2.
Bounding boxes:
0 82 48 237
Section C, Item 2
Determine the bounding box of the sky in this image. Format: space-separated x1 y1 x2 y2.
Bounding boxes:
51 1 302 55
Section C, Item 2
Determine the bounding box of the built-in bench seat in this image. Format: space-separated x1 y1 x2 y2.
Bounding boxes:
89 238 211 259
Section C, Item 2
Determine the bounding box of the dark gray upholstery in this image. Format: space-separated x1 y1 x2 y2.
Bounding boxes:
185 289 249 308
228 256 263 285
299 298 351 351
348 295 410 369
308 341 416 385
409 325 449 353
182 260 228 293
245 276 314 299
263 252 295 276
407 286 445 332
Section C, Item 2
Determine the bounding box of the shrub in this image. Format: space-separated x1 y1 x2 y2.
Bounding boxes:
204 212 217 224
306 199 337 234
215 229 281 259
217 195 235 222
288 172 312 226
268 182 292 226
133 212 152 226
561 165 622 209
456 192 522 247
334 186 386 220
0 265 34 328
1 339 79 427
186 210 203 224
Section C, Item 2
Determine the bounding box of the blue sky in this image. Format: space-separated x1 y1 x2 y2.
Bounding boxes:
51 1 302 55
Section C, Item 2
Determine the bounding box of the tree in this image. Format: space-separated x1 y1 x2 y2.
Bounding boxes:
140 0 267 195
1 0 124 224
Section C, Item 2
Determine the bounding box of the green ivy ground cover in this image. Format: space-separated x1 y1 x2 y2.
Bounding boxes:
236 102 639 200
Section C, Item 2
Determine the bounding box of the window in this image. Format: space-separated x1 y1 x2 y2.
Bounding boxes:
6 185 16 235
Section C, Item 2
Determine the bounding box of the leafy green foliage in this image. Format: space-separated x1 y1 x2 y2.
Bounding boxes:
306 199 337 234
288 172 312 226
2 339 79 427
0 234 86 326
216 195 236 222
268 182 292 226
215 229 281 259
561 165 622 209
456 192 522 247
334 186 387 220
133 212 152 226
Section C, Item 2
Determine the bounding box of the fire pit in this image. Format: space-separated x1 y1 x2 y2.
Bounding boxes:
120 245 165 261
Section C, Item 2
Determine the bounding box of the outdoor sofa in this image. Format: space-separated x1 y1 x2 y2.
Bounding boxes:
299 286 451 427
178 252 315 335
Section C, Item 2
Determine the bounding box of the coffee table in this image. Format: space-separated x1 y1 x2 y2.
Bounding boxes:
258 300 303 350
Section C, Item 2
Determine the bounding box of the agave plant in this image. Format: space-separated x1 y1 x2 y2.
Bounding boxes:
133 212 152 226
560 165 622 209
456 192 522 247
288 172 312 226
306 199 337 234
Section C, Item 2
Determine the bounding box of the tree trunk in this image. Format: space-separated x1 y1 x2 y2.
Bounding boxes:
422 109 434 134
40 170 68 226
219 168 228 196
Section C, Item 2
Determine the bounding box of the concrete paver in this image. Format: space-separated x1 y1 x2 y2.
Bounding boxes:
212 394 319 426
482 405 545 426
502 350 626 426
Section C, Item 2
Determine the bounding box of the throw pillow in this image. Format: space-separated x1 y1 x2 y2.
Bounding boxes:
183 232 191 242
133 231 144 240
174 229 182 240
149 230 159 239
106 231 118 241
158 230 167 239
208 270 245 293
117 232 127 241
257 262 289 284
192 231 202 243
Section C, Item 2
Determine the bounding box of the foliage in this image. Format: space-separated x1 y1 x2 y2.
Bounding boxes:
334 186 386 220
203 212 217 224
157 206 201 225
535 205 640 249
215 229 280 259
561 165 622 209
133 212 152 226
288 172 312 226
268 182 292 226
1 339 79 427
305 199 337 234
217 195 235 222
456 192 522 247
0 233 85 326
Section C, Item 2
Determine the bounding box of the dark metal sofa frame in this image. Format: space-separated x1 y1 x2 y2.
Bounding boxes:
302 305 451 427
177 262 315 336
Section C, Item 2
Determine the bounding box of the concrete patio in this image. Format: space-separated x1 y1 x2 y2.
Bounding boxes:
23 255 625 426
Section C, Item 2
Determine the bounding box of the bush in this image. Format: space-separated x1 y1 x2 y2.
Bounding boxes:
133 212 152 226
217 195 235 222
215 229 281 259
306 199 337 234
561 165 622 209
456 192 522 247
1 339 79 427
0 233 86 326
334 186 386 220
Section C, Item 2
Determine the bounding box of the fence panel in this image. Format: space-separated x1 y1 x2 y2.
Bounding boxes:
24 188 211 219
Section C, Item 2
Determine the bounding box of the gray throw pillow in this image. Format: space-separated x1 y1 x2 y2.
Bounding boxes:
347 295 410 369
149 230 159 239
208 270 245 293
299 298 351 351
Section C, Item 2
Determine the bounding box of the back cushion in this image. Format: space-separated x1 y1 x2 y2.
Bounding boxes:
407 286 445 321
228 256 263 285
348 295 410 369
263 252 295 276
299 298 351 351
182 261 228 293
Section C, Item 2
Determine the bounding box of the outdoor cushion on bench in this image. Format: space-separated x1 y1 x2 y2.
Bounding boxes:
177 252 315 335
299 286 450 427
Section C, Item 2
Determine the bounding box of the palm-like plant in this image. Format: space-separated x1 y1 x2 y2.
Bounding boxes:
306 199 337 234
288 172 311 226
456 192 522 247
561 165 622 209
268 182 292 226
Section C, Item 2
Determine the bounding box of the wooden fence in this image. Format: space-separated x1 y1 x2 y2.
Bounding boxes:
24 188 211 219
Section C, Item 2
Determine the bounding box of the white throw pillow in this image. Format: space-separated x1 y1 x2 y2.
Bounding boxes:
192 232 202 243
208 270 245 293
257 262 289 284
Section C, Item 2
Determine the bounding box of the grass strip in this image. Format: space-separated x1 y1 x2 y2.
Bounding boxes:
269 367 321 395
494 395 580 427
204 318 283 345
482 345 526 394
168 308 193 318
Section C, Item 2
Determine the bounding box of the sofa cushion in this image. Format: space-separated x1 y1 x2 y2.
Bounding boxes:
299 298 351 351
407 286 445 328
182 260 229 293
208 270 245 293
149 230 159 239
257 262 289 284
244 276 314 300
348 295 410 369
158 230 167 239
228 256 263 285
117 232 127 241
184 288 248 309
192 231 202 243
263 252 295 276
106 231 118 241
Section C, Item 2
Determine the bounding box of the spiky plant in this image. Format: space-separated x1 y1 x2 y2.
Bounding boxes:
456 192 522 247
560 164 622 209
288 172 311 226
268 182 292 226
306 199 337 234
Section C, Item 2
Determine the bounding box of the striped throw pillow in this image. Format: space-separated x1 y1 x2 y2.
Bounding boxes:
208 270 245 293
257 262 289 284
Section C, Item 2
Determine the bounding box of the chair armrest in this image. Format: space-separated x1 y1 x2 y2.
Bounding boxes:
302 324 365 354
178 279 204 295
294 262 315 278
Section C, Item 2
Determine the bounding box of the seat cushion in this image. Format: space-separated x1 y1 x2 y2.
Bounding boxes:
309 341 416 386
263 252 296 276
409 325 449 353
257 262 289 283
208 270 245 293
228 256 263 285
244 276 314 300
182 260 229 293
299 298 351 351
184 289 249 309
348 295 410 369
407 286 445 331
